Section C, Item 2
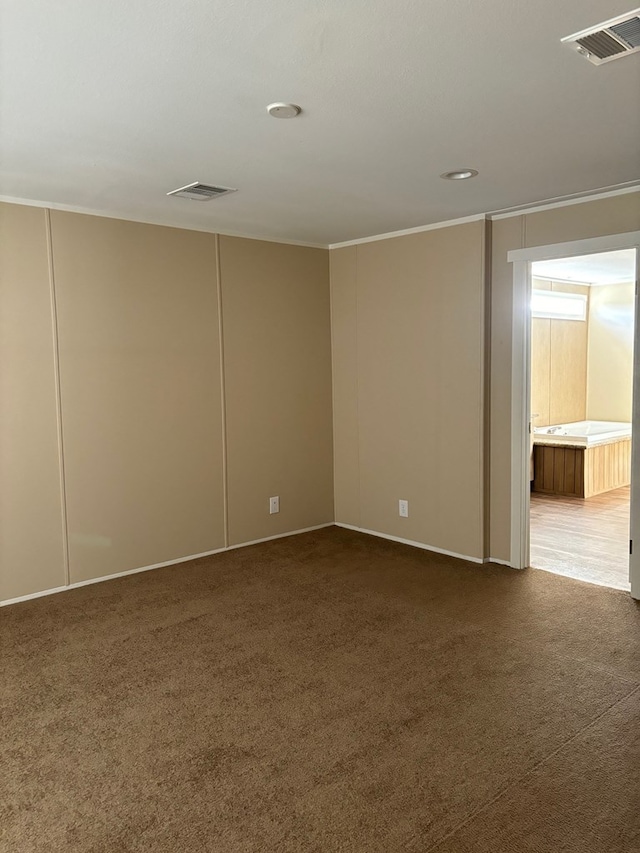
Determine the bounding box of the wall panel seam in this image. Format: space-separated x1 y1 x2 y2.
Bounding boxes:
45 208 71 586
215 233 230 548
329 251 338 519
355 245 362 528
481 218 491 558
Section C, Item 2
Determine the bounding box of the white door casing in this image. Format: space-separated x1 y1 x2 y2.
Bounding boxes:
508 232 640 599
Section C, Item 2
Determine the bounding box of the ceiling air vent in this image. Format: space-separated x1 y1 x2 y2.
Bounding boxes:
167 182 237 201
562 8 640 64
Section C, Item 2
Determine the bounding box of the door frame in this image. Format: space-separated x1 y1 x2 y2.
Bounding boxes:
507 231 640 598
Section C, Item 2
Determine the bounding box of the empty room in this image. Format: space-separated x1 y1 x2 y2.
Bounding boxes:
1 2 640 852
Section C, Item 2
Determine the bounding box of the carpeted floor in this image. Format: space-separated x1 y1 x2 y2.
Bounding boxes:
2 526 639 853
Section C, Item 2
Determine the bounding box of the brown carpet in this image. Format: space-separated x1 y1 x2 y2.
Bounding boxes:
2 526 639 853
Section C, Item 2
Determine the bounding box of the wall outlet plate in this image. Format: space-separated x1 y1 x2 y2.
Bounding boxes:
399 499 409 518
269 496 280 514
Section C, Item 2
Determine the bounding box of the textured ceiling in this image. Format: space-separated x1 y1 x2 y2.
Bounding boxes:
1 0 639 245
533 249 637 284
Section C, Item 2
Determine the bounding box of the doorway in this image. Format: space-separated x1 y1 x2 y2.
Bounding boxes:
528 250 635 590
507 232 640 599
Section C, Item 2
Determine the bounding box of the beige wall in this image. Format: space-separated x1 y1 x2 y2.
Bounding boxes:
50 212 226 582
490 193 640 562
331 221 487 561
1 204 333 601
219 236 334 545
330 246 360 526
2 191 638 599
530 280 552 427
587 282 635 423
0 204 67 600
531 279 589 427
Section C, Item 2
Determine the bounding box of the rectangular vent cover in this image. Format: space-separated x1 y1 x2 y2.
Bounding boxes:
562 8 640 64
167 182 237 201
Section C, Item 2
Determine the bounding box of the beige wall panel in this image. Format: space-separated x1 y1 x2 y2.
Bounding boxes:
220 237 333 546
330 246 360 526
549 283 589 425
489 194 640 562
531 280 552 428
531 317 551 427
0 204 66 600
356 221 485 560
524 194 640 248
51 212 225 583
549 318 588 424
587 282 634 423
531 282 589 429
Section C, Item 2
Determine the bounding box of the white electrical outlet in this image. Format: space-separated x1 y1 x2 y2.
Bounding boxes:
269 496 280 514
399 499 409 518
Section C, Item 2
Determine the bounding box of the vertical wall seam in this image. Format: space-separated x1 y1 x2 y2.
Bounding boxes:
328 251 338 523
215 233 230 548
482 217 492 558
354 245 362 529
45 209 71 586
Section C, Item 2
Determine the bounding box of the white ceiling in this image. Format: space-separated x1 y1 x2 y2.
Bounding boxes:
533 249 637 284
1 0 639 245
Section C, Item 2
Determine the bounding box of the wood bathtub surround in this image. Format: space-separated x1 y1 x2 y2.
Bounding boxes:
533 438 631 498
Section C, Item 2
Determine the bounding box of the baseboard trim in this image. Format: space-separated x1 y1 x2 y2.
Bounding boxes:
485 557 514 567
0 523 335 608
335 523 483 564
225 523 334 551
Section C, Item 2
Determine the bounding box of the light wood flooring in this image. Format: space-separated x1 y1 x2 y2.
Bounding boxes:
530 486 630 590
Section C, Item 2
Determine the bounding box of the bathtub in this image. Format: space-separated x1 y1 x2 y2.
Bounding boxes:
533 420 631 448
532 420 632 497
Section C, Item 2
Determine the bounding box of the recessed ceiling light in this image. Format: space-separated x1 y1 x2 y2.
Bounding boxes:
267 102 302 119
440 169 479 180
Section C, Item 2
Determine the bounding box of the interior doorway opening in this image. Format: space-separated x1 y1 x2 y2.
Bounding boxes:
508 231 640 599
528 249 635 590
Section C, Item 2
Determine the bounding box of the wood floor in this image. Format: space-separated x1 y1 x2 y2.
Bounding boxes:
530 486 630 590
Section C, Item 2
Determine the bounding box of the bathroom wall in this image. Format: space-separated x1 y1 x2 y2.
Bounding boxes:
530 279 589 427
0 202 333 602
587 282 635 423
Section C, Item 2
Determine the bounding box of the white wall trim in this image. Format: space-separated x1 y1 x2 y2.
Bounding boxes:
511 258 532 570
328 214 486 249
0 523 335 608
329 184 640 250
0 195 328 250
2 185 638 253
485 557 513 567
489 183 640 221
335 522 483 564
224 523 334 551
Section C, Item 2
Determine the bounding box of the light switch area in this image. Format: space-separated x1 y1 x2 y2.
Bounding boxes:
269 496 280 515
399 499 409 518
